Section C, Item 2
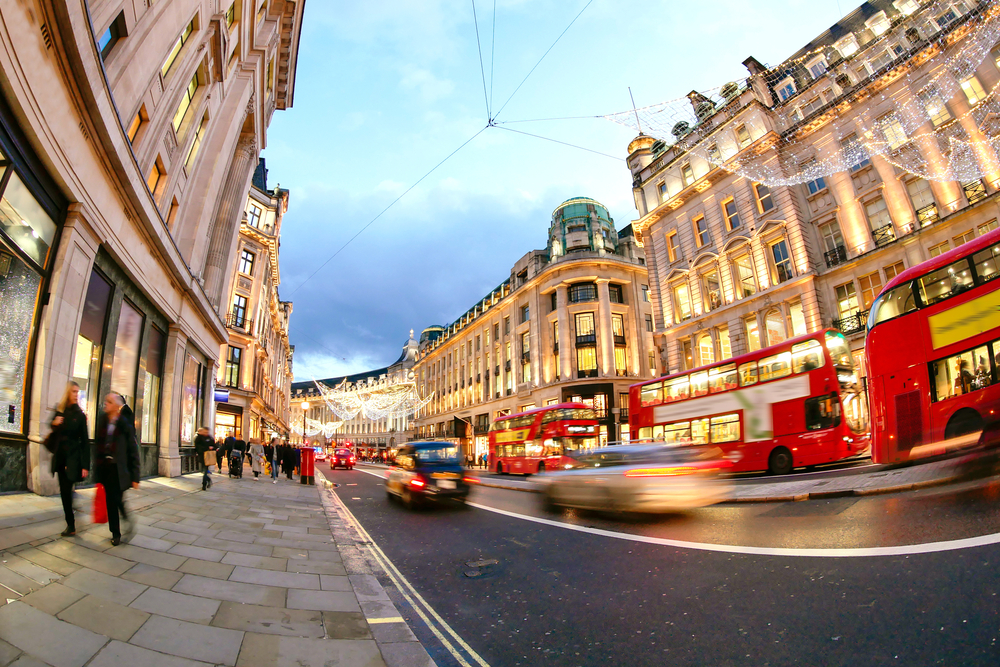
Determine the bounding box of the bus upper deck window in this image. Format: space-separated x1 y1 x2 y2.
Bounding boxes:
868 282 917 329
917 259 974 306
972 243 1000 283
824 331 853 369
792 339 825 373
739 362 758 386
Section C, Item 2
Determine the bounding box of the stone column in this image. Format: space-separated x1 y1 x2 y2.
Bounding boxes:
159 325 188 477
203 134 258 309
597 279 614 377
556 284 571 381
202 360 220 434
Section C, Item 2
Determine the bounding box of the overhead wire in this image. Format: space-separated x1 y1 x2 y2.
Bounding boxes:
471 0 491 119
489 0 497 115
493 125 623 161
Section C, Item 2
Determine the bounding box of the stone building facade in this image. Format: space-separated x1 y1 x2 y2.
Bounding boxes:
411 197 656 460
628 0 1000 392
0 0 304 493
216 159 293 444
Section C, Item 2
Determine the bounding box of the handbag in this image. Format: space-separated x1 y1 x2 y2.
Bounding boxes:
203 451 215 466
93 484 108 524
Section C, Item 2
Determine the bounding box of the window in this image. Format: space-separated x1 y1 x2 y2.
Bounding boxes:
805 393 841 430
162 19 195 77
569 282 597 303
777 80 796 102
708 144 721 162
869 49 895 72
673 283 692 322
127 105 147 144
883 261 906 281
172 71 200 133
865 198 893 231
931 344 994 402
736 124 751 148
753 183 774 214
711 414 741 443
247 203 262 227
609 284 624 304
185 114 208 168
697 334 714 367
494 323 500 341
917 258 975 305
520 304 529 324
739 361 758 386
801 96 825 116
928 241 950 257
922 87 951 126
645 313 653 332
267 57 274 92
936 8 959 29
836 282 860 319
521 332 531 383
805 173 826 195
703 270 721 311
146 156 166 200
667 231 681 262
745 317 761 353
718 326 732 359
722 198 741 230
614 346 627 377
894 0 919 15
979 220 998 236
858 271 883 309
681 340 694 371
232 294 248 327
792 340 825 374
97 12 126 61
733 254 756 298
575 312 596 345
867 11 891 36
770 240 792 284
789 301 807 337
681 163 695 187
973 243 1000 282
758 351 792 381
226 3 236 28
239 249 255 275
907 179 937 224
842 134 870 171
953 230 975 248
693 216 710 247
658 182 667 201
819 220 845 255
880 113 908 150
641 285 649 302
225 346 242 387
648 352 656 372
765 310 786 346
808 59 827 79
576 347 597 378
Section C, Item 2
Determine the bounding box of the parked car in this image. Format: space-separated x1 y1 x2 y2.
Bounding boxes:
385 441 470 508
331 448 355 470
315 451 327 462
537 443 731 514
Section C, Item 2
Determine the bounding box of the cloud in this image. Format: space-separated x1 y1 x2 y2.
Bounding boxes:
400 67 456 103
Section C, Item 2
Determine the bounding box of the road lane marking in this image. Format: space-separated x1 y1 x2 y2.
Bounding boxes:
368 616 406 624
356 468 1000 558
333 476 491 667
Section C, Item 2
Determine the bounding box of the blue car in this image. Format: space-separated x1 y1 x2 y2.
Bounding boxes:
385 442 471 508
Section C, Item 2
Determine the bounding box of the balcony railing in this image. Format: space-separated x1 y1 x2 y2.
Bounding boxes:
521 352 531 364
872 223 896 248
592 406 608 419
576 334 597 347
963 180 987 205
553 343 559 354
824 245 848 268
613 335 626 347
833 309 870 336
578 368 598 379
495 365 500 376
916 204 939 227
504 361 511 372
226 312 252 331
619 407 629 421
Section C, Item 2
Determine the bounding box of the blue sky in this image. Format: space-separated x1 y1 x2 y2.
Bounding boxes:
263 0 847 381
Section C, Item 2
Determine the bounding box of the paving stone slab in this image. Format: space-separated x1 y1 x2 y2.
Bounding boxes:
37 542 133 576
19 582 86 615
220 553 287 571
121 563 185 590
0 638 20 666
168 544 225 562
160 531 199 545
87 640 213 667
0 564 43 595
70 532 114 552
129 585 221 624
378 641 436 667
8 653 50 667
234 633 385 667
2 555 61 586
127 535 176 552
211 601 325 638
286 589 360 613
151 522 216 538
191 537 272 557
107 544 187 571
213 531 259 544
13 548 81 576
287 560 348 576
172 574 286 607
269 546 311 559
322 611 372 640
131 615 244 666
61 568 147 605
304 549 344 562
319 575 353 592
349 574 391 602
229 566 319 590
57 594 150 642
177 559 234 580
0 601 108 667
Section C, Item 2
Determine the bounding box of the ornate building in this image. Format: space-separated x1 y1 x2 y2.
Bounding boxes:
0 0 304 494
412 197 656 460
216 159 293 443
627 0 1000 394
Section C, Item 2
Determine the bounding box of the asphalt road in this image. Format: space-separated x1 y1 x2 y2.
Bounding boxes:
329 466 1000 666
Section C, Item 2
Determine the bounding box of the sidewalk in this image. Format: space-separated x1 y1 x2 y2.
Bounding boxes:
0 470 432 667
365 456 968 502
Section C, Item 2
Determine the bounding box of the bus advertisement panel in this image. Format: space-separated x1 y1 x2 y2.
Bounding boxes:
865 227 1000 463
629 330 868 475
488 403 599 475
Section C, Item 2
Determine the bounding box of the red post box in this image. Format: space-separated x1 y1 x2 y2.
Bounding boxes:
300 448 315 485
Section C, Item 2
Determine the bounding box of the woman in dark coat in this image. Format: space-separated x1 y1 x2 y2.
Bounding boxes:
51 382 90 536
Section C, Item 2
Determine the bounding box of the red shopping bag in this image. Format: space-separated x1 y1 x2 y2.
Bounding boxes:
93 483 108 524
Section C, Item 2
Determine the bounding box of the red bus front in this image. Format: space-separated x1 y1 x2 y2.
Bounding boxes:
489 403 599 475
629 330 868 475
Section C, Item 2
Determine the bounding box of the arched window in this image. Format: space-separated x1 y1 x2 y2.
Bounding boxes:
698 333 715 367
765 310 787 346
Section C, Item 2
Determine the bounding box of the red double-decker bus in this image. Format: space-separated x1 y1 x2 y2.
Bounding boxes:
488 403 599 475
865 227 1000 463
629 329 868 475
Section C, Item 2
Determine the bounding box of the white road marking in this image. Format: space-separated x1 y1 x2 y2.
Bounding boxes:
354 467 1000 558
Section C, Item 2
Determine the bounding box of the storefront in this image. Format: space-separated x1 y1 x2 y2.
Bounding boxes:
0 95 67 491
215 404 243 441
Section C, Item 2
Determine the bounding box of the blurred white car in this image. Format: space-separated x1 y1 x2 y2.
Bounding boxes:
537 443 732 513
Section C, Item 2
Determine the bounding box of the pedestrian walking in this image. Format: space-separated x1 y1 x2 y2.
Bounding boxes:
284 444 295 479
249 438 265 480
93 394 141 546
194 427 215 490
295 446 302 475
270 437 280 483
222 434 235 470
50 381 89 537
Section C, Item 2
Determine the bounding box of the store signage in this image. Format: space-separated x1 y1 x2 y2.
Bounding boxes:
214 388 229 403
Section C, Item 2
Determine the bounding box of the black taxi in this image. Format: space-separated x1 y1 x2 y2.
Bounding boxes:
385 442 470 508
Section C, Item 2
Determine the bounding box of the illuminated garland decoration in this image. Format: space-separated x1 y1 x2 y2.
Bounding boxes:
602 0 1000 186
291 417 344 438
313 374 432 422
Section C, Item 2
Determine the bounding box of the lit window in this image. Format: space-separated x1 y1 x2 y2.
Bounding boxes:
961 76 988 105
722 198 741 230
239 249 255 275
673 283 692 322
693 216 710 247
226 3 236 28
707 144 721 162
658 182 667 201
922 88 951 126
225 346 241 387
883 261 906 281
953 230 974 248
733 254 756 298
666 231 681 262
788 301 807 337
770 240 792 284
928 241 950 257
146 157 166 199
858 271 883 309
879 113 908 150
172 71 201 132
703 270 721 311
127 105 147 143
753 183 774 214
978 220 998 236
866 11 890 36
745 317 761 353
681 163 694 187
865 198 893 231
185 114 208 168
764 310 787 346
718 326 732 359
835 34 859 58
836 282 859 319
162 19 195 78
894 0 919 16
736 125 751 148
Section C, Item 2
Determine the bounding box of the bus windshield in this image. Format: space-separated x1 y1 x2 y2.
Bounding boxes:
868 282 917 329
825 331 853 370
541 408 596 423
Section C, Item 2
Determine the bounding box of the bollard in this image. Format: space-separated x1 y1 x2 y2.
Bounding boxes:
300 448 315 485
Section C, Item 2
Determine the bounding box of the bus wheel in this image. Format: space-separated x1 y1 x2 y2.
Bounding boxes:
496 463 504 475
945 408 983 440
538 462 546 474
768 447 793 476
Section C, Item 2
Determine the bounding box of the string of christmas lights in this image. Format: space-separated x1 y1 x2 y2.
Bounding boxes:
291 416 345 438
313 374 432 422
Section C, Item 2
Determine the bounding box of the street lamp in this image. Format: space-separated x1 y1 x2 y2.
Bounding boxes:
300 401 309 445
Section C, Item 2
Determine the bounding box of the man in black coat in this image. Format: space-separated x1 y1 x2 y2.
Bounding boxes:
194 427 215 491
94 394 141 545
